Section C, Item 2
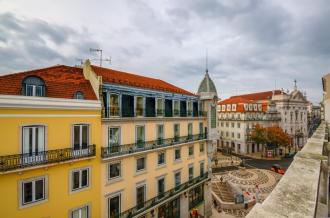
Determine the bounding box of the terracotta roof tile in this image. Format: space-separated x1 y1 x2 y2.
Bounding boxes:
231 90 282 101
91 65 196 96
0 65 97 100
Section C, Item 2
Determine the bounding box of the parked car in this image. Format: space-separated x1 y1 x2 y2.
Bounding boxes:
271 164 285 175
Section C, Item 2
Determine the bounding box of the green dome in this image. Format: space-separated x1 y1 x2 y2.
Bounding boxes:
197 71 218 96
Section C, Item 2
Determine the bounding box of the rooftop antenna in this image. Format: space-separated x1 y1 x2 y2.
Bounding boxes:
294 79 297 91
89 48 111 67
205 49 208 74
75 58 84 67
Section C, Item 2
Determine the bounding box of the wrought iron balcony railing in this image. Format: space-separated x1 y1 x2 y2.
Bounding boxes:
0 145 96 172
101 133 207 159
119 172 209 218
198 111 207 117
156 109 164 116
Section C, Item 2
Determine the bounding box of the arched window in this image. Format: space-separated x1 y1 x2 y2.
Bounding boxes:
74 91 84 100
22 76 45 97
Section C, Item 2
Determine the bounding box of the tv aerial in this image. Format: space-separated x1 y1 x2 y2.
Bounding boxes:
89 48 111 67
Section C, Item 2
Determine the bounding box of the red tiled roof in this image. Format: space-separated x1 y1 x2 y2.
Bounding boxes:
0 65 97 100
231 90 282 101
218 97 252 105
91 65 196 96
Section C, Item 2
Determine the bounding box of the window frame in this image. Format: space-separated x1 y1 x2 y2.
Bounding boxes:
136 156 146 172
174 148 181 161
107 192 121 218
108 161 122 181
157 151 166 166
72 124 90 150
70 167 91 193
19 175 48 208
108 93 121 117
70 204 90 218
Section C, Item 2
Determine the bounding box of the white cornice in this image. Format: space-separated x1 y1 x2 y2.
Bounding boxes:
0 95 101 110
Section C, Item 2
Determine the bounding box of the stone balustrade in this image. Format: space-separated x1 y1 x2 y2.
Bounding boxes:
246 122 329 218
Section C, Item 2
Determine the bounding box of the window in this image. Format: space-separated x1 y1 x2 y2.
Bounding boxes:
136 185 146 210
231 123 234 128
199 143 205 153
188 146 194 156
226 122 229 127
237 133 241 139
174 124 180 142
71 168 90 191
136 157 146 171
135 96 144 116
188 123 193 139
158 152 166 165
73 124 89 150
187 101 193 116
71 205 89 218
108 162 121 180
237 123 241 128
21 177 46 206
74 91 84 100
226 132 229 137
157 124 164 145
221 122 224 127
156 98 164 116
189 165 194 181
221 131 224 136
109 94 120 116
157 178 165 198
173 100 180 116
231 132 234 138
174 172 181 188
211 106 216 128
22 76 45 97
136 125 145 148
174 148 181 161
199 122 203 136
22 125 45 163
108 194 121 218
108 127 120 153
200 162 205 176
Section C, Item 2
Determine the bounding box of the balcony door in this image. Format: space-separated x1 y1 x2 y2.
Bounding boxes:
73 124 89 156
22 125 45 164
108 127 120 153
136 126 145 149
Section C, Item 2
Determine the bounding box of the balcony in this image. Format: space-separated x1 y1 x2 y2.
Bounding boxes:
0 145 96 172
103 106 207 119
101 134 207 159
119 172 209 218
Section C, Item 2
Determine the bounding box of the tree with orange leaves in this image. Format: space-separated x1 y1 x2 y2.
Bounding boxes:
250 124 291 155
265 126 291 154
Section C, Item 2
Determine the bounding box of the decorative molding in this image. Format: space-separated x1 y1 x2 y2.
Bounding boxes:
0 95 101 110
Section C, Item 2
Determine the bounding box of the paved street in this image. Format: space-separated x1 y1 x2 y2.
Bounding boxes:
243 157 294 170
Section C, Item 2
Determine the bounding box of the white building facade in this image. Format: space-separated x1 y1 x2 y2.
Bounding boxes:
218 87 309 155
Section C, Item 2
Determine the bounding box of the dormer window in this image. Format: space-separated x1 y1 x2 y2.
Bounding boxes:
22 76 45 97
74 91 84 100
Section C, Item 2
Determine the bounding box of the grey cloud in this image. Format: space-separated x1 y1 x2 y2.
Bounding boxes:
0 12 99 73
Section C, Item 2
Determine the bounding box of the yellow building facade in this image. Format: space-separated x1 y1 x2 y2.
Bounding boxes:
0 62 219 218
0 66 102 218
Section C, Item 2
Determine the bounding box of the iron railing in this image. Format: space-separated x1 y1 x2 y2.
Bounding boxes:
189 196 204 210
119 172 209 218
101 134 207 159
156 109 164 116
103 106 208 119
0 145 96 172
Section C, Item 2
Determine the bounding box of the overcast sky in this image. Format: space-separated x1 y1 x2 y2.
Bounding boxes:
0 0 329 104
